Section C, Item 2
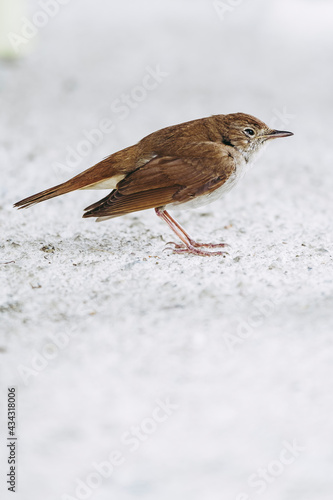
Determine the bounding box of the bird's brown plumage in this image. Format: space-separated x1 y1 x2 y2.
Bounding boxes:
83 143 235 219
14 112 293 256
13 145 138 209
14 114 241 211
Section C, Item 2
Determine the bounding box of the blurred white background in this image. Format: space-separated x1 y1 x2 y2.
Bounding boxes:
1 1 333 499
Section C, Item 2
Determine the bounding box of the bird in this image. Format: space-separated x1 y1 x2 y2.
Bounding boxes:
14 113 293 256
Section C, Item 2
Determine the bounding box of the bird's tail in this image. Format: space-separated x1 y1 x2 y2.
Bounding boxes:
14 178 80 209
14 146 136 209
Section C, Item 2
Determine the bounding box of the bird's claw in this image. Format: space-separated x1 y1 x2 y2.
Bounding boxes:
165 241 184 249
164 241 229 257
189 240 230 249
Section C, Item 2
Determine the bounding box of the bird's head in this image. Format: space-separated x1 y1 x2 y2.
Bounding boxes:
221 112 293 162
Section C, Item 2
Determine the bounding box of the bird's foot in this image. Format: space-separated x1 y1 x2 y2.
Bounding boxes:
188 238 230 249
164 241 229 257
166 239 229 250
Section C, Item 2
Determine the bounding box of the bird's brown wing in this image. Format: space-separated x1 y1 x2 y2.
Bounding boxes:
83 144 235 219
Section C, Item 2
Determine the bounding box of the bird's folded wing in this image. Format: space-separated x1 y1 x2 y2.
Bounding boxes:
83 144 235 219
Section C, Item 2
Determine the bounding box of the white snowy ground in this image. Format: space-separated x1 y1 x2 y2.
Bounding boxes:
1 1 333 499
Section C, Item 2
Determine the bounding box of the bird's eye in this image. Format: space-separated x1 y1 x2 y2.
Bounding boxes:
244 128 255 137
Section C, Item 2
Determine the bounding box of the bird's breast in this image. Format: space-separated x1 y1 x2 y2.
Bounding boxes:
167 156 248 211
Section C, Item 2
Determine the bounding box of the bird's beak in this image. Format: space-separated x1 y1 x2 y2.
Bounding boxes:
264 129 294 140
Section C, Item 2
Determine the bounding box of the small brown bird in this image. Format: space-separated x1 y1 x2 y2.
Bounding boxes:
14 113 293 256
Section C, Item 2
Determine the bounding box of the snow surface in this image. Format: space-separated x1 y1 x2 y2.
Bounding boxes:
1 1 333 499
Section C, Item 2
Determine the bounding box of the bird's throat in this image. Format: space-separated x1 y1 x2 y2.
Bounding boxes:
236 141 268 164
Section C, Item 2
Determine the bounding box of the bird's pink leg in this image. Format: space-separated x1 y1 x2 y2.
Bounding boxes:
155 208 228 256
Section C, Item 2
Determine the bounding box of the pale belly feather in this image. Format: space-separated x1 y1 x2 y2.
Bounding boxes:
167 156 251 211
